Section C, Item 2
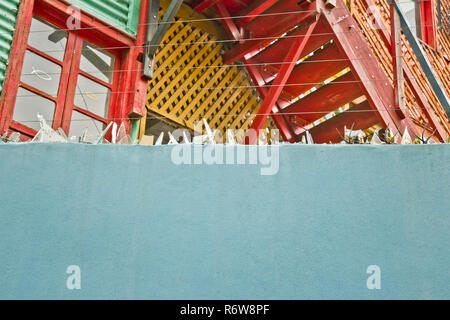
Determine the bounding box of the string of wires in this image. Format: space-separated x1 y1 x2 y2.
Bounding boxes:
1 0 436 35
0 105 441 124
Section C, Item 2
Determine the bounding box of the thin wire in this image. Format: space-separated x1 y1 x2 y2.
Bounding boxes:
17 42 450 77
17 56 450 77
1 4 446 122
18 59 343 77
5 78 421 100
13 8 341 34
0 31 367 55
7 23 442 57
0 105 437 125
18 55 444 77
8 0 435 35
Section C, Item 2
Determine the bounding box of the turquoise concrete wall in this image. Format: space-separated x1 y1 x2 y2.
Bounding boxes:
0 144 449 299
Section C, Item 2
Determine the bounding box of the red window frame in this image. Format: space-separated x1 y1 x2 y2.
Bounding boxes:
64 33 122 134
0 0 148 140
420 0 436 48
12 12 123 138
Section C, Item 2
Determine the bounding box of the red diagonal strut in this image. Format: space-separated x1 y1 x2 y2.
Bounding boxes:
194 0 220 13
223 1 317 64
214 2 296 142
245 58 295 142
246 18 319 144
215 2 241 40
361 0 446 141
236 0 280 26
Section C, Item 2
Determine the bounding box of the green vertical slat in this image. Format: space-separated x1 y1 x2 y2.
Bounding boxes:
127 0 141 35
0 0 20 94
67 0 141 36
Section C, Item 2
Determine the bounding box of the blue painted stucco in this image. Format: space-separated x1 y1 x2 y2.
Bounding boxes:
0 143 449 299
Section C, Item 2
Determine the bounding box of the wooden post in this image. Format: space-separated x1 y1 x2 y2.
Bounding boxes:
390 1 406 119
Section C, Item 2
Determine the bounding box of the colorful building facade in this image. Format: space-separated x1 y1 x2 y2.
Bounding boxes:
0 0 448 143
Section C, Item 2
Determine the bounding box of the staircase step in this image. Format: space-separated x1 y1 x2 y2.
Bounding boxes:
245 0 315 37
282 43 349 99
282 72 364 122
252 16 333 72
316 0 407 136
223 0 317 63
236 0 279 26
296 100 379 142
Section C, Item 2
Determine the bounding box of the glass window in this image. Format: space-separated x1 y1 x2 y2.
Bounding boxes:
28 16 67 61
69 111 105 142
74 75 111 118
20 50 62 96
13 87 55 131
79 41 115 83
398 1 419 36
9 13 119 137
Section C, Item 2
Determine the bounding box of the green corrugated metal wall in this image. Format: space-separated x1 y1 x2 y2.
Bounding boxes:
68 0 141 36
0 0 20 93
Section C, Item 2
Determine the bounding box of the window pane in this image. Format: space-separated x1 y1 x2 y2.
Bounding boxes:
79 41 115 83
74 75 110 118
398 1 418 35
28 16 67 61
21 50 61 96
69 111 105 143
13 87 55 131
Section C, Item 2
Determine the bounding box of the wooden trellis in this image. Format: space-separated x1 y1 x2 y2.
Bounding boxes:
146 3 274 136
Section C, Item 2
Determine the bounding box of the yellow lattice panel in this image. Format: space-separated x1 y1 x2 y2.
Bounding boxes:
146 3 274 136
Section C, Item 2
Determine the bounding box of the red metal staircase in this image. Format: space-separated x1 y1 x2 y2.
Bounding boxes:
194 0 433 143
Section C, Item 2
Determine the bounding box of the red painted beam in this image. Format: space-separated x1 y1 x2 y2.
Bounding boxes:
296 100 379 142
252 16 333 72
215 2 241 40
257 84 295 143
245 0 316 37
236 0 280 26
128 0 151 119
361 0 447 141
214 3 295 142
271 113 295 142
0 0 34 132
283 72 364 123
249 68 295 142
224 1 317 64
247 19 319 144
41 0 135 47
193 0 220 13
317 0 412 138
248 64 276 86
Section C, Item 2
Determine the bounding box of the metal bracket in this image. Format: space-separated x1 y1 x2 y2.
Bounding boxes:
142 0 183 79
